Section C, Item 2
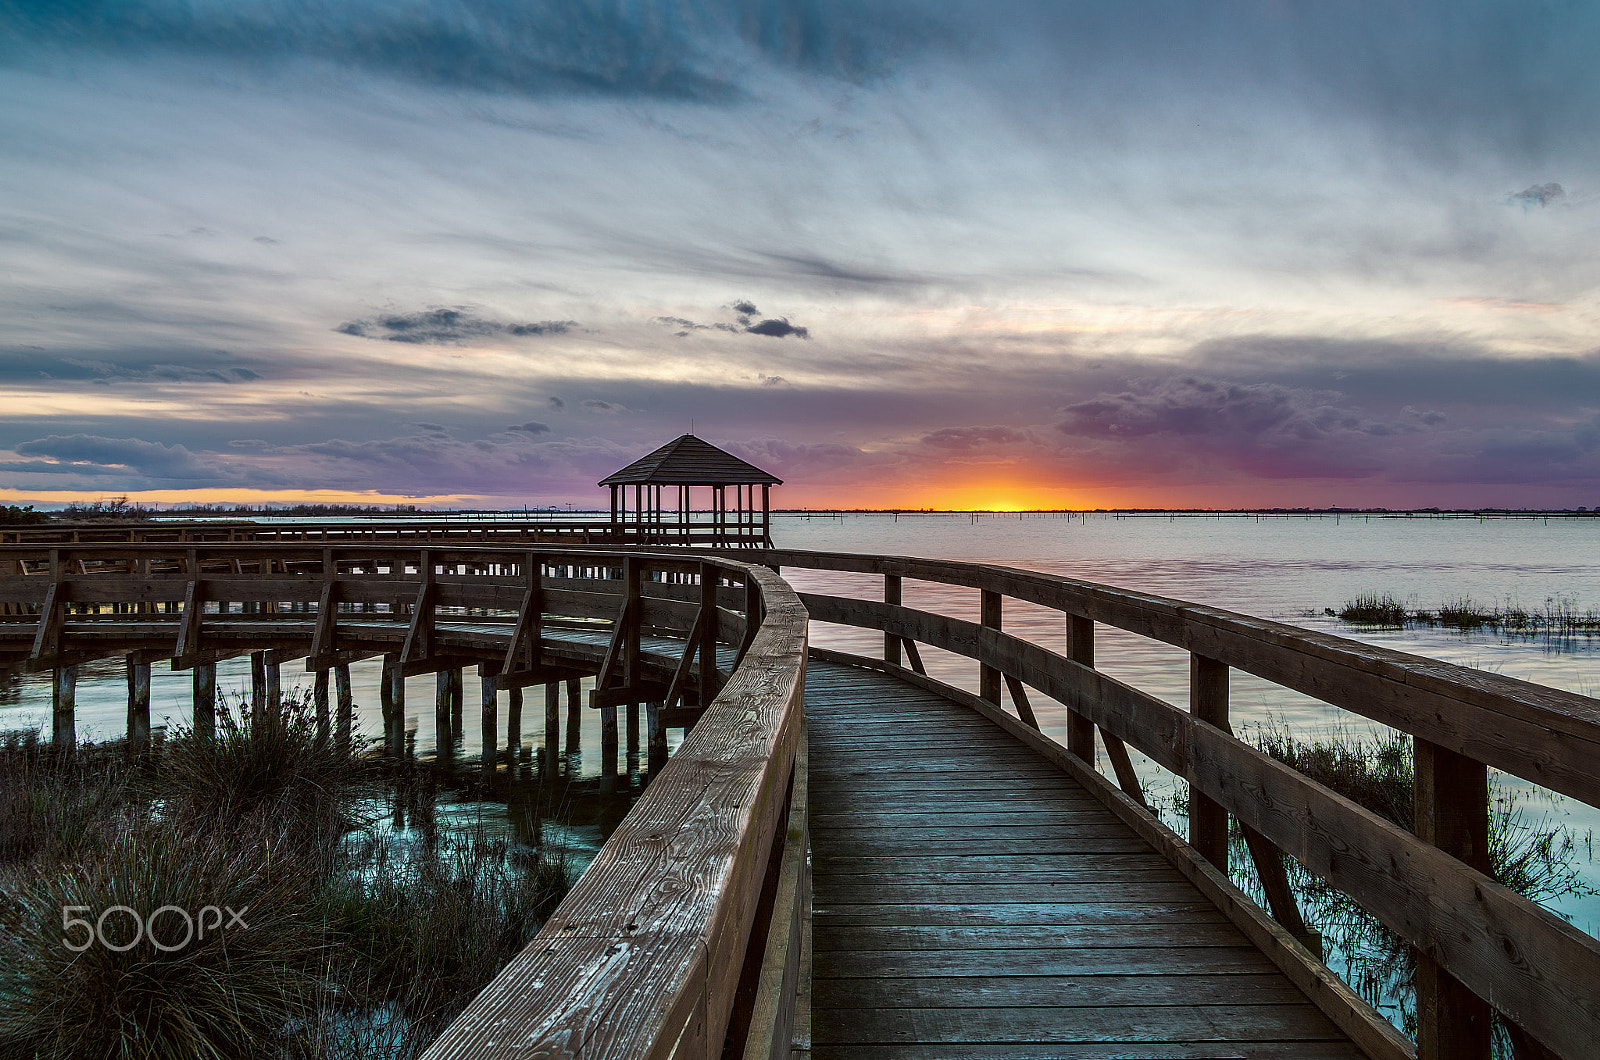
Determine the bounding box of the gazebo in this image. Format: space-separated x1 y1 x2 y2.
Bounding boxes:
599 435 781 547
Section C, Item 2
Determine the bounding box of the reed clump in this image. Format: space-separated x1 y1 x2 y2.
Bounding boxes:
1247 722 1593 1054
1329 594 1600 637
0 691 570 1060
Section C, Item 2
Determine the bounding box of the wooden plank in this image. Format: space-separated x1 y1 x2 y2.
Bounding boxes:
810 923 1242 951
811 1044 1369 1059
810 1004 1349 1045
813 903 1231 928
815 944 1273 974
812 974 1310 1009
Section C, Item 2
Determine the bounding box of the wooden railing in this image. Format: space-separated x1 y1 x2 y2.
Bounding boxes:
0 543 810 1059
0 517 771 548
716 547 1600 1060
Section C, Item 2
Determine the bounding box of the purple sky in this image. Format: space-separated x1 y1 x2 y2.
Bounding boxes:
3 2 1598 509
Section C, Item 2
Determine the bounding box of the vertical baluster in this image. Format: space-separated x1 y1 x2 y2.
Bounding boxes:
1066 615 1095 764
1188 654 1229 872
884 574 902 666
980 589 1002 705
1414 739 1492 1060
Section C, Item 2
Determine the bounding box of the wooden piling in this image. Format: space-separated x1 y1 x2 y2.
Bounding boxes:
313 668 330 743
250 650 266 728
626 701 640 755
647 699 668 774
53 664 76 754
507 684 523 753
436 669 454 751
565 677 581 753
600 704 619 793
126 654 150 754
544 680 560 771
193 662 216 743
334 663 352 750
480 664 498 780
382 654 405 757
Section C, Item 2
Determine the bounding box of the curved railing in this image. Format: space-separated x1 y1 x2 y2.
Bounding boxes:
0 543 809 1059
711 547 1598 1060
8 535 1600 1058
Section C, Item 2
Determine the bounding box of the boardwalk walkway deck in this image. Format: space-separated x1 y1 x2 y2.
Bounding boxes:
805 657 1366 1060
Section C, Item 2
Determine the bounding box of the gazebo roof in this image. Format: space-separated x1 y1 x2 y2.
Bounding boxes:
599 435 782 487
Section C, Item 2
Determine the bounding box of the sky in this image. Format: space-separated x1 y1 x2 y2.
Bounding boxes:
2 0 1598 511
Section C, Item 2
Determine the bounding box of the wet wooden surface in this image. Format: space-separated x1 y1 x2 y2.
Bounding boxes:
805 659 1368 1060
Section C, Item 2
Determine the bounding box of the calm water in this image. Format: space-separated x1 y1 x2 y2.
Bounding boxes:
4 512 1598 931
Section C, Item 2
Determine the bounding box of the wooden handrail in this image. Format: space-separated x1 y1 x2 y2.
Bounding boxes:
0 543 810 1059
743 549 1600 1060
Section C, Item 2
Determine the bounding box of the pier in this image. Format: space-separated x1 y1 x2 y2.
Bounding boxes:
3 532 1598 1058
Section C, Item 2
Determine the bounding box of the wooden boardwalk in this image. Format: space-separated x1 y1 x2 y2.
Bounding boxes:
805 658 1366 1060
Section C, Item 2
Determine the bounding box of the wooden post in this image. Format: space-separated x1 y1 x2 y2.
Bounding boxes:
980 589 1002 705
480 664 498 781
250 650 267 729
600 703 619 793
313 668 330 743
126 654 150 754
647 699 667 774
884 575 902 667
382 654 405 757
762 483 770 546
436 669 454 751
193 662 216 743
626 701 640 756
544 681 560 771
1414 739 1492 1060
1067 615 1096 765
264 651 280 712
450 666 464 734
1189 654 1230 872
699 564 720 705
53 664 76 754
507 684 523 752
334 663 352 750
565 677 581 753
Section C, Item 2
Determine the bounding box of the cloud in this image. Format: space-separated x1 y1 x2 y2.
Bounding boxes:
732 300 760 317
336 308 575 345
581 400 626 413
547 397 566 410
508 421 551 434
0 0 940 101
1508 183 1566 208
921 426 1031 450
745 317 810 339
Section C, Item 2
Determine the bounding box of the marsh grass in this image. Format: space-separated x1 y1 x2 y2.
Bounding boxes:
0 692 570 1060
1332 594 1600 637
1245 722 1593 1055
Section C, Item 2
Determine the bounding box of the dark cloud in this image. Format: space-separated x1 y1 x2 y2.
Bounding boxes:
0 434 283 487
336 308 574 345
732 300 759 316
508 421 551 434
413 422 448 432
921 426 1030 450
581 400 626 413
745 317 810 339
252 236 282 245
1508 182 1565 208
0 0 940 101
547 397 566 410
